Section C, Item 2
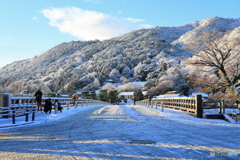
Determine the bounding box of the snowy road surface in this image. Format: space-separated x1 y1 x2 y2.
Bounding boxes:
0 104 240 160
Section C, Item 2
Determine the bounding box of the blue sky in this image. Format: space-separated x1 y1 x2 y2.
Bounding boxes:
0 0 240 68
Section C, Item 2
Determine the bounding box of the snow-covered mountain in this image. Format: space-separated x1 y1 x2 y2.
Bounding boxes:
0 17 240 95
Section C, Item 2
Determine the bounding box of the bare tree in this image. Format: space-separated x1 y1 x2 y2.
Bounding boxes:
183 30 240 102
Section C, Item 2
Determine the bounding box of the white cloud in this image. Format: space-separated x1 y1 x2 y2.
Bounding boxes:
82 0 103 3
126 17 145 23
41 7 148 40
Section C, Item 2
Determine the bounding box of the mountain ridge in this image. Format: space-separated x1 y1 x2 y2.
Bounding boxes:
0 17 240 95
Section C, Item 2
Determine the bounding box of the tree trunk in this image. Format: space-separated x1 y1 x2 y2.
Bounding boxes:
226 86 240 101
220 69 240 101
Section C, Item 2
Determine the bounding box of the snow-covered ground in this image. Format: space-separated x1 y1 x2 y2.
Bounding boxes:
0 104 104 129
1 102 238 129
0 102 240 159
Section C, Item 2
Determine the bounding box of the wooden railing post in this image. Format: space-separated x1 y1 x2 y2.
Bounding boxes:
25 109 29 122
55 102 58 114
12 109 16 124
220 100 225 114
218 100 222 114
67 101 70 110
161 102 164 112
3 93 11 118
196 95 203 118
75 101 78 108
32 107 35 121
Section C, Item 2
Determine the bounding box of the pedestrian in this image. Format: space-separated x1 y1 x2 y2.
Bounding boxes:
149 94 153 103
148 94 153 106
133 97 136 105
34 89 43 112
54 100 62 113
72 93 78 105
44 98 52 114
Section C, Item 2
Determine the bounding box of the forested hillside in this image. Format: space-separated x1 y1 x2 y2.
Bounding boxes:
0 17 240 98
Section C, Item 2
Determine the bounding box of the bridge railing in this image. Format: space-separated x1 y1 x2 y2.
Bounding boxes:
0 93 109 124
136 95 204 118
0 99 2 109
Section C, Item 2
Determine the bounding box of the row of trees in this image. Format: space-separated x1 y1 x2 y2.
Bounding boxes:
78 89 145 104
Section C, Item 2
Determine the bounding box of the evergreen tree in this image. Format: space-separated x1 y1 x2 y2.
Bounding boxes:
107 90 119 104
81 91 89 99
133 89 144 101
98 90 108 101
89 90 97 99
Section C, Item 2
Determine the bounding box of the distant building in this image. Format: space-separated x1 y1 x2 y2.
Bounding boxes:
155 91 184 98
59 91 76 97
106 79 114 83
165 91 178 95
191 93 208 97
118 91 148 99
20 90 29 94
132 81 147 86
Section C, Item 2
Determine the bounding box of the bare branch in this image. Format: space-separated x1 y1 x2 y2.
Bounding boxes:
183 29 240 101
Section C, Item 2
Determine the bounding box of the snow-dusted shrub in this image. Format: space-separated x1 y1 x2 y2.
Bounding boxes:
93 78 101 89
101 83 117 91
120 76 129 84
117 83 142 92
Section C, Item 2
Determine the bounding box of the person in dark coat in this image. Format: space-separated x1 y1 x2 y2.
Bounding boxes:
148 94 153 106
34 89 43 112
133 97 136 105
44 98 52 114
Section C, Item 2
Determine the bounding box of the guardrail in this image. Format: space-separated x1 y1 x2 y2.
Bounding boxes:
136 95 204 118
232 113 240 122
0 99 2 109
0 93 109 124
136 95 230 118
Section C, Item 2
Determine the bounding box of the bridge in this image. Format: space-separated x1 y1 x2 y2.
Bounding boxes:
1 93 240 124
0 102 239 159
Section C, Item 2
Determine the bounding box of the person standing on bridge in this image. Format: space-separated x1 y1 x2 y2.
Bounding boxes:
133 97 136 105
34 89 43 112
72 93 78 105
148 94 153 106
